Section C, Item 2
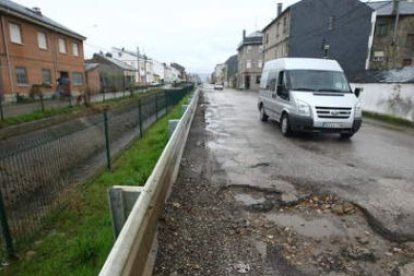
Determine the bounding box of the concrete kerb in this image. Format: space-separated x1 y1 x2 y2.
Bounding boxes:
99 89 200 276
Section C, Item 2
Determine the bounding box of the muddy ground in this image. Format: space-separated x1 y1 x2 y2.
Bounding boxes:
154 89 414 275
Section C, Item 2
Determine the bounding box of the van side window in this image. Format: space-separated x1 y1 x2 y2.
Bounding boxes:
267 71 277 91
278 71 285 86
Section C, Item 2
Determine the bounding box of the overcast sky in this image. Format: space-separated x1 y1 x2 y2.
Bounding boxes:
14 0 372 74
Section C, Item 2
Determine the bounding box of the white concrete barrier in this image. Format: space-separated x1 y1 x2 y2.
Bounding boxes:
352 83 414 122
99 89 199 276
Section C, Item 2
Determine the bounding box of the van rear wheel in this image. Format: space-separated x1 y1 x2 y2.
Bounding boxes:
280 113 293 137
260 106 268 122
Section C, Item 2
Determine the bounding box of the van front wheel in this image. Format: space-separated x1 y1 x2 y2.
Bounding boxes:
260 106 268 122
280 113 293 137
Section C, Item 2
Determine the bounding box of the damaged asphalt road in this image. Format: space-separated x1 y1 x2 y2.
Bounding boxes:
154 86 414 275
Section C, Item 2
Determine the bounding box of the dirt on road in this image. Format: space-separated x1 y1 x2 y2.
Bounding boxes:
154 90 414 275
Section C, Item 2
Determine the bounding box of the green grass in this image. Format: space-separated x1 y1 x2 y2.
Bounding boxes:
0 106 84 127
363 111 414 128
3 94 191 276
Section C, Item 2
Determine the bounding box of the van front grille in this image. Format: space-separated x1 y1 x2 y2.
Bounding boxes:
315 106 352 119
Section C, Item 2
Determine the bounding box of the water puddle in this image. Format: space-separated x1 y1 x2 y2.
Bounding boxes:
234 193 266 206
265 213 346 239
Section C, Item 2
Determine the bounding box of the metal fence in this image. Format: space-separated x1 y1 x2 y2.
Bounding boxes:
0 85 163 121
0 84 193 259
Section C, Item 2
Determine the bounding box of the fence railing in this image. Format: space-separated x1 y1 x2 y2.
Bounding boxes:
0 84 164 121
0 84 193 260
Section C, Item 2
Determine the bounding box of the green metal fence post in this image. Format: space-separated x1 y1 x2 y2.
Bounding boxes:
39 94 45 112
0 97 4 121
155 94 158 120
0 190 15 262
138 99 143 138
164 90 168 113
103 110 111 170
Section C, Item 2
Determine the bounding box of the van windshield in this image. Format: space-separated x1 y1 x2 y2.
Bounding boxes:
287 70 351 93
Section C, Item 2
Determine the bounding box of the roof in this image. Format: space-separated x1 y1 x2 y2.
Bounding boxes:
237 31 263 50
262 5 292 32
85 63 99 72
367 1 414 16
0 0 85 40
112 47 145 59
263 58 343 72
93 54 137 71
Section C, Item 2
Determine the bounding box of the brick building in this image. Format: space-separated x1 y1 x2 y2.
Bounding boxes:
0 0 86 101
85 53 136 94
237 30 263 91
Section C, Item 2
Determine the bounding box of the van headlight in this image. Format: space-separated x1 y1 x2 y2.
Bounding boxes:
297 100 311 117
355 103 362 118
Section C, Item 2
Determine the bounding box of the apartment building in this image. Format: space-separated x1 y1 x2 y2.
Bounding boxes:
237 30 263 90
0 0 86 101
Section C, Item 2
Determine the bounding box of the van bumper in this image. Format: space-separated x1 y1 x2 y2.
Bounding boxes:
289 115 362 133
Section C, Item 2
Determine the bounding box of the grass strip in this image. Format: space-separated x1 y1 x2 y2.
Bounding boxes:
4 94 191 276
363 111 414 128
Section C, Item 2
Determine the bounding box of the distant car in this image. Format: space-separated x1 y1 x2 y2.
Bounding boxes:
214 83 224 90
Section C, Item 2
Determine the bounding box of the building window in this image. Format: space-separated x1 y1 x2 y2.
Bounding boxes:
258 60 263 68
72 43 80 56
256 75 261 84
328 16 335 31
15 67 28 84
283 17 288 34
406 34 414 49
246 60 252 69
276 22 280 38
42 69 52 84
373 50 385 61
265 33 269 44
403 59 412 67
72 72 84 85
37 32 47 49
58 38 67 53
9 23 22 44
377 21 388 37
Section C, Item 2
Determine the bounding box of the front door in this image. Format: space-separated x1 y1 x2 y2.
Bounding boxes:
245 75 250 90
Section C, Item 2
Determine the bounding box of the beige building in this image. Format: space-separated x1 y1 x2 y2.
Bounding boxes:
262 4 290 62
237 30 263 91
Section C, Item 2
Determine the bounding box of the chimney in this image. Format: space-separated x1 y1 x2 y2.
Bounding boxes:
32 7 42 15
243 29 246 40
277 3 283 17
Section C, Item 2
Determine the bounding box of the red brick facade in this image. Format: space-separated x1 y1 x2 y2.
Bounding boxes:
0 13 85 101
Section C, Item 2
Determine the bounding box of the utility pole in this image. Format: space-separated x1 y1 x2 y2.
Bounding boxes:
136 47 141 84
392 0 400 46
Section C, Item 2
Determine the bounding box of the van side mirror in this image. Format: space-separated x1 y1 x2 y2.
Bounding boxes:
354 87 363 98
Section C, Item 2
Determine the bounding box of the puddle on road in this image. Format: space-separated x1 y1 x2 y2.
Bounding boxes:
265 213 346 239
234 193 266 206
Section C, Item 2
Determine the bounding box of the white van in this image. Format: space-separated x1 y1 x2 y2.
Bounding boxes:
258 58 362 138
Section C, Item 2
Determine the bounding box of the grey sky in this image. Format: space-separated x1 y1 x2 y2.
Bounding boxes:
14 0 372 74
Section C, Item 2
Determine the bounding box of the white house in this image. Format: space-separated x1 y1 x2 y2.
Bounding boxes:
112 47 153 84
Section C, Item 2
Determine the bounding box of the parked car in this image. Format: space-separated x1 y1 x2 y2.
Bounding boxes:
258 58 362 138
214 83 224 90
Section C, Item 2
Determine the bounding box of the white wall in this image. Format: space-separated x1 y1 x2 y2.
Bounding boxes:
352 83 414 122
